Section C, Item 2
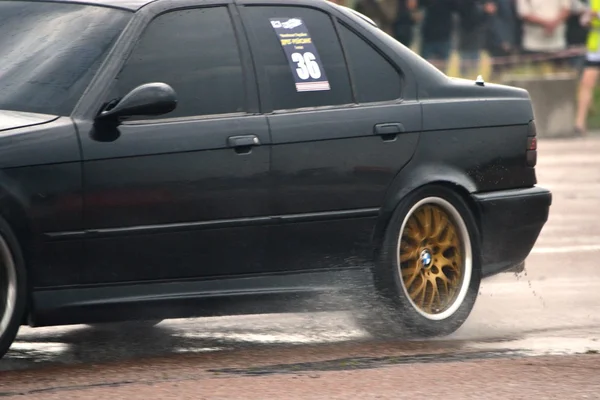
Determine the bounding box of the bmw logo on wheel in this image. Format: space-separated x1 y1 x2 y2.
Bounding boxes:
420 249 432 268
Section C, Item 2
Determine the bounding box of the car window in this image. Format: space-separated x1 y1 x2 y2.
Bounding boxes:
243 6 353 111
0 1 130 116
111 7 245 120
337 23 402 103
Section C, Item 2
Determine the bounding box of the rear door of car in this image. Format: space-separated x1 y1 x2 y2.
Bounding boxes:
74 1 272 284
238 2 422 272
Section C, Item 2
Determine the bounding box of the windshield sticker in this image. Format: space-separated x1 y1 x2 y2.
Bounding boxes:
269 18 330 92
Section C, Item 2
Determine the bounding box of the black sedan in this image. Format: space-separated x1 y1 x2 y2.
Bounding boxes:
0 0 551 358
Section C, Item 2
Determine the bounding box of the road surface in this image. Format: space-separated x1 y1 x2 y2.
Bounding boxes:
1 135 599 398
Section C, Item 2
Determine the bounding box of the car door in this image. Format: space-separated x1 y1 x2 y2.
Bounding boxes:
75 3 271 284
240 3 421 272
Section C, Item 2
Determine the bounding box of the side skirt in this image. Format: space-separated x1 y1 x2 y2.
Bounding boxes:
29 268 375 327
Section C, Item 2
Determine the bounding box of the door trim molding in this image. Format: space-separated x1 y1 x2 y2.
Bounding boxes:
45 207 380 240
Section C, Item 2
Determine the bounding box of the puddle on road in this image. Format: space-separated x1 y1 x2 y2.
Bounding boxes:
4 313 600 372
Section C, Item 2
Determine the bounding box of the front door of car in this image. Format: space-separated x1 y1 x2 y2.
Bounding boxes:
240 4 421 272
76 5 271 284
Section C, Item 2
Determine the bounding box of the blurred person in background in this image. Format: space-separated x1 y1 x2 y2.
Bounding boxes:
394 0 420 47
485 0 520 78
566 0 590 72
355 0 398 36
575 1 599 136
456 0 502 77
420 0 456 70
456 0 485 77
516 0 572 68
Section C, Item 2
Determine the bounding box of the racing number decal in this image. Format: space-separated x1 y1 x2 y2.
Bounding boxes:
270 18 330 92
291 52 322 80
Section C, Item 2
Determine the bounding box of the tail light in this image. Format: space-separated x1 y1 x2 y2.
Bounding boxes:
526 120 537 167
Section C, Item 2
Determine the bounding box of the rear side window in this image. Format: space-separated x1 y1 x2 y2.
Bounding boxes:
112 7 245 119
338 23 402 103
243 6 353 111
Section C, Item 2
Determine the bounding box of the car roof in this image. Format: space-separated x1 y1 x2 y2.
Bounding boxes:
30 0 331 12
24 0 156 11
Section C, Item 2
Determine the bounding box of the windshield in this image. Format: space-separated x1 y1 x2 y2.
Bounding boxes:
0 1 131 116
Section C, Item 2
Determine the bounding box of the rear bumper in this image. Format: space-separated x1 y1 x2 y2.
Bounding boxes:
472 186 552 278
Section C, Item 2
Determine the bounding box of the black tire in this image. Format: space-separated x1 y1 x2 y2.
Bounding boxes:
356 184 481 339
0 217 27 359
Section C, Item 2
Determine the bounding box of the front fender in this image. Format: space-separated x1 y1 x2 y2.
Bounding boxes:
0 171 34 246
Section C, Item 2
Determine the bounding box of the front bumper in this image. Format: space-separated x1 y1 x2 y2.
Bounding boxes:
472 186 552 278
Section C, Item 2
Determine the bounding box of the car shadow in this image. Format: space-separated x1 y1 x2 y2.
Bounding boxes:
2 313 370 371
4 309 569 373
2 321 237 371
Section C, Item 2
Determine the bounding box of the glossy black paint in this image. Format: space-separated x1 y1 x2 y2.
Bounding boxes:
0 111 59 133
79 114 272 283
474 186 552 278
0 120 83 287
31 268 375 327
97 82 178 121
0 0 550 328
266 104 420 273
39 0 153 11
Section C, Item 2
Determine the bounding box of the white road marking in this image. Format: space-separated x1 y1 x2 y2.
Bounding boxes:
480 278 600 293
531 244 600 254
540 183 600 192
537 155 600 165
536 235 600 245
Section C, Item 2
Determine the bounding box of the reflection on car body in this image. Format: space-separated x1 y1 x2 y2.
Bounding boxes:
0 0 550 358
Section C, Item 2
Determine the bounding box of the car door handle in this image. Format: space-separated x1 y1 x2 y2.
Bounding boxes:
227 135 261 154
374 123 405 141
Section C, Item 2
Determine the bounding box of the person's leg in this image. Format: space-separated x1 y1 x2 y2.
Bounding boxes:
394 23 414 47
567 54 586 74
421 41 447 70
459 49 481 77
575 55 587 77
421 41 434 60
487 46 509 81
575 63 600 135
520 49 541 69
436 40 452 73
549 52 568 72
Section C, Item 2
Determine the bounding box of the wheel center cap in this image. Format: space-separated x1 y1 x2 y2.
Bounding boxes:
420 249 432 268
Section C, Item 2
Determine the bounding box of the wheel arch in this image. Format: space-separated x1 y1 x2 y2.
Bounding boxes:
372 164 482 257
0 174 34 316
0 177 33 253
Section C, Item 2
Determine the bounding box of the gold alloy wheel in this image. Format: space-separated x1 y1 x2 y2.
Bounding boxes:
398 197 471 319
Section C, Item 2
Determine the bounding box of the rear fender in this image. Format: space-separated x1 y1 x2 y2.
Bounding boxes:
372 162 478 255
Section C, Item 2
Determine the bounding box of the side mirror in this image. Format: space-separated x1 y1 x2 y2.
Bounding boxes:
97 82 177 121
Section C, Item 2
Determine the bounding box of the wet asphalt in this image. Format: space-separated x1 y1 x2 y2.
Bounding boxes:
1 135 599 389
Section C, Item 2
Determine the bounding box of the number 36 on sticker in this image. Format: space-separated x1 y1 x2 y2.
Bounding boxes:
291 52 322 80
269 17 331 92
